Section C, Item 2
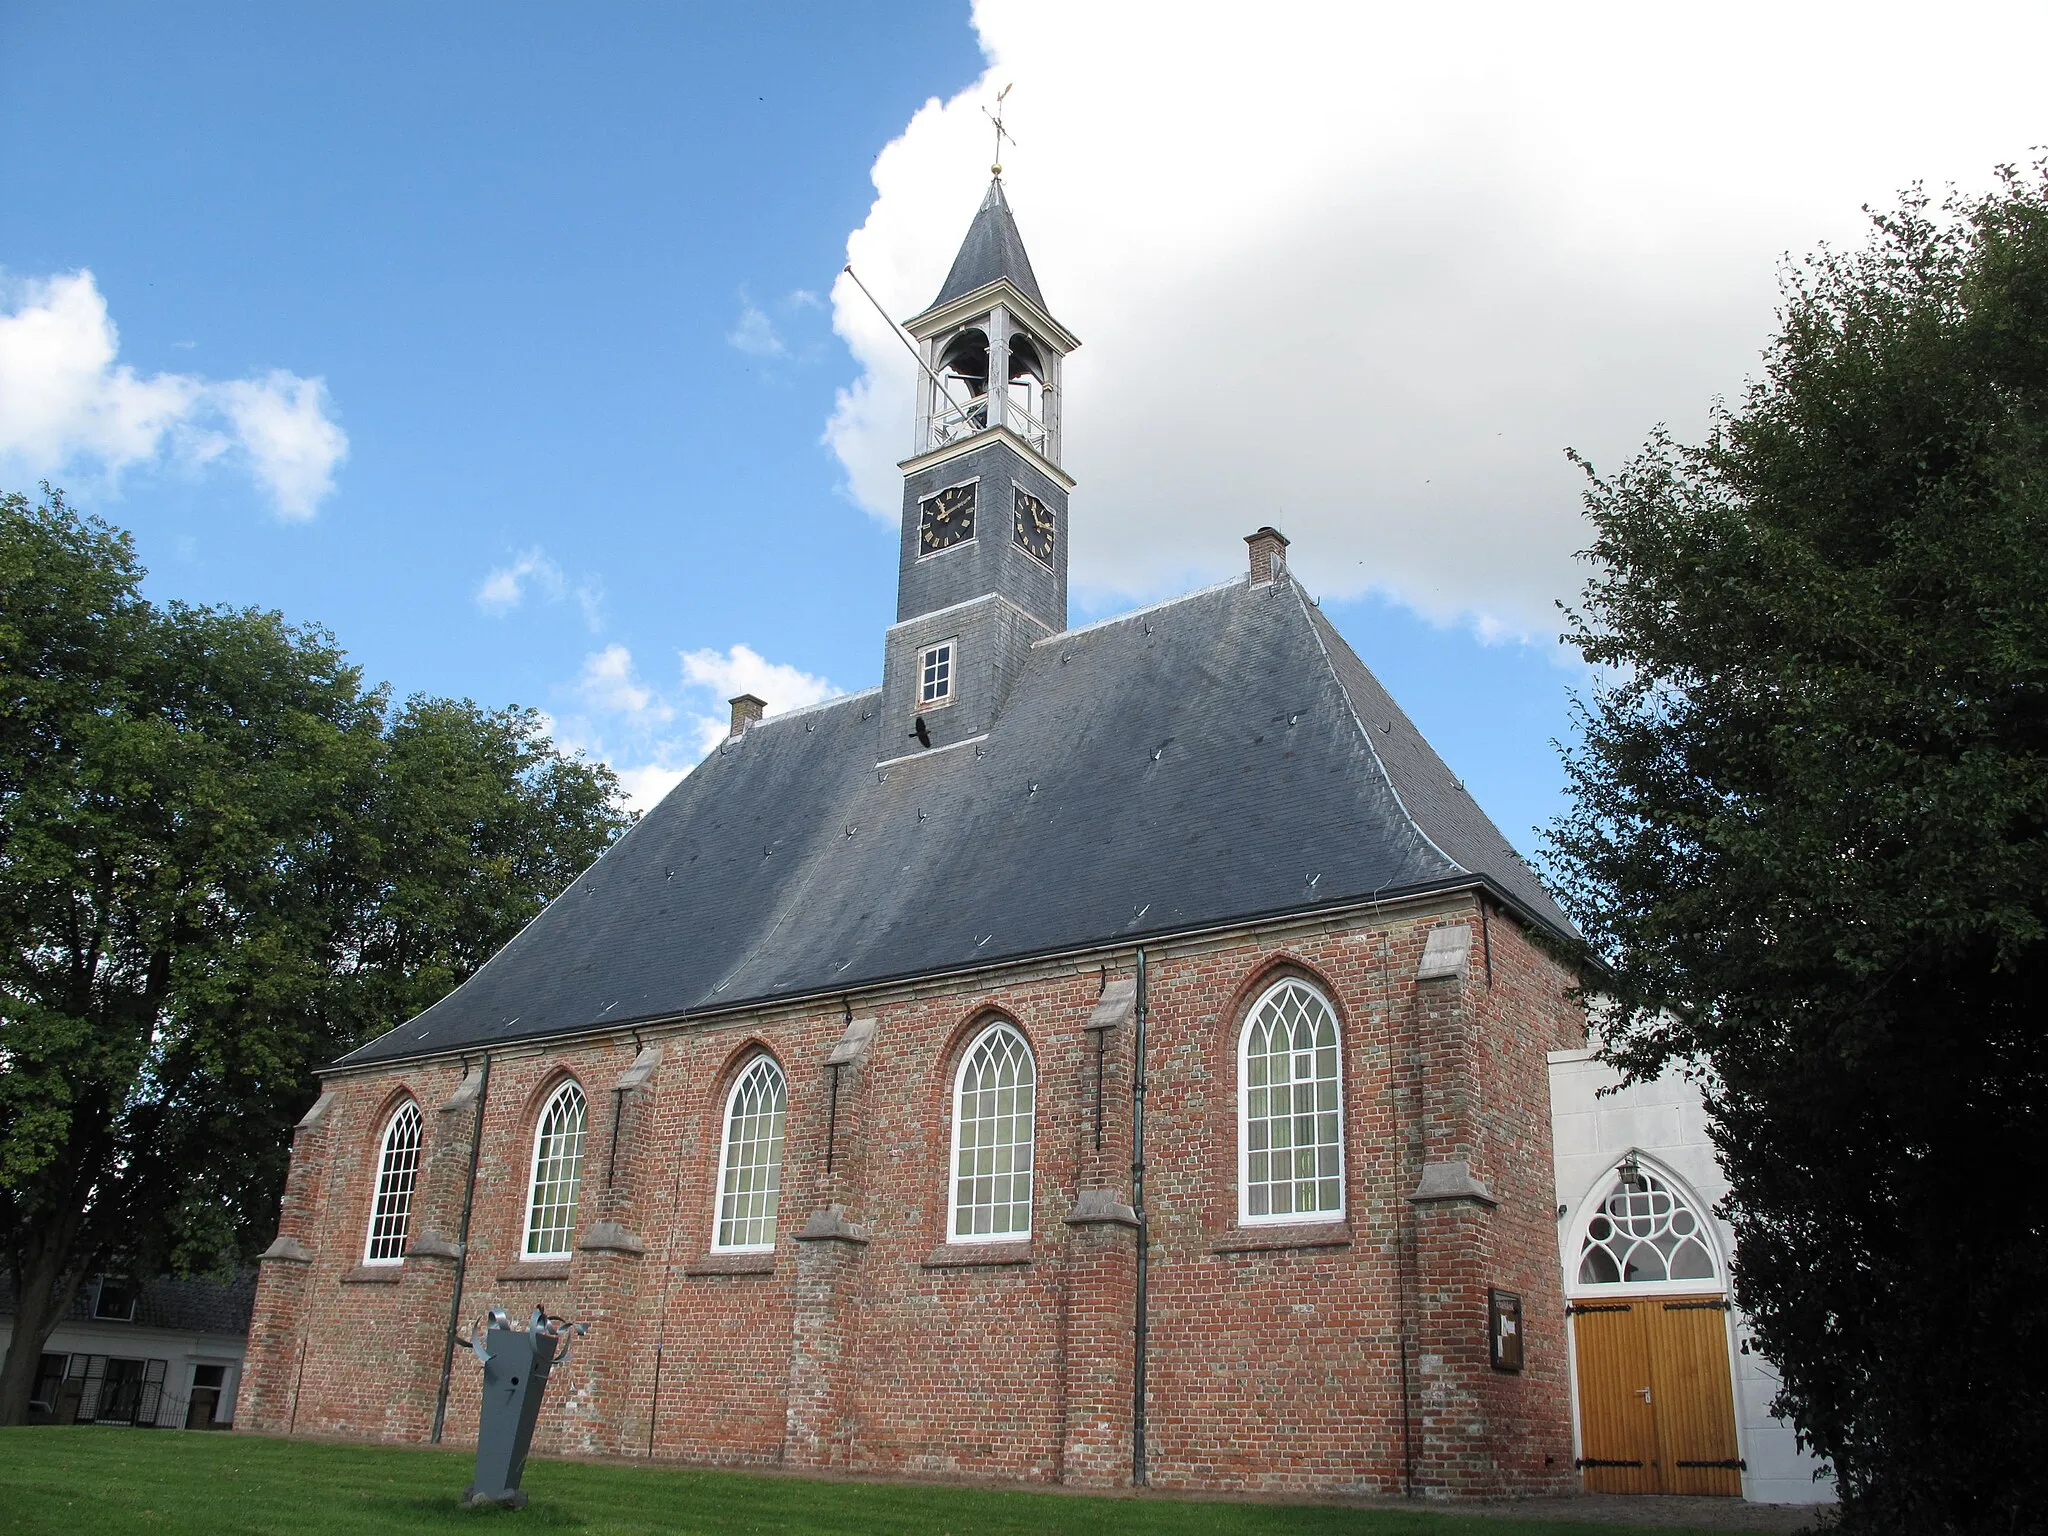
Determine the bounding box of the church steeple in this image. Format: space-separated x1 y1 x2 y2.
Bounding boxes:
927 178 1047 314
879 178 1080 759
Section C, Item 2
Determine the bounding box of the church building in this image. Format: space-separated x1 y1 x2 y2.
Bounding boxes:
236 177 1760 1500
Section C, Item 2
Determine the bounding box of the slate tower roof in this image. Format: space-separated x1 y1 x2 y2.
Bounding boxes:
926 178 1046 313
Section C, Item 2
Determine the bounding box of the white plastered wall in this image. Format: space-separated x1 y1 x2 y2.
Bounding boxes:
1548 1047 1833 1505
0 1316 245 1428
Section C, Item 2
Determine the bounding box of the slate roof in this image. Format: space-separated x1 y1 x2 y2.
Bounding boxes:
928 178 1048 313
0 1271 257 1337
339 576 1572 1069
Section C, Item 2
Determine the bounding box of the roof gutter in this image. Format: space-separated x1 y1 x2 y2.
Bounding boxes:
329 873 1582 1077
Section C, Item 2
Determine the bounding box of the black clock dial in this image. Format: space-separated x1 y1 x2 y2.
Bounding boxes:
1013 488 1056 564
918 483 976 553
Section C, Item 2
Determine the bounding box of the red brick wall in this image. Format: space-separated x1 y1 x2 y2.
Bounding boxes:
241 893 1580 1497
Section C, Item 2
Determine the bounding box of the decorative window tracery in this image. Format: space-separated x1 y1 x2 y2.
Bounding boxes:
1577 1166 1719 1286
713 1057 787 1252
523 1081 587 1260
1239 978 1345 1224
363 1101 423 1264
949 1022 1035 1242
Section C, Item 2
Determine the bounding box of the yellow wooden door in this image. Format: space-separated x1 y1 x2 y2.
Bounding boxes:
1573 1295 1743 1496
1571 1301 1661 1493
1647 1297 1744 1496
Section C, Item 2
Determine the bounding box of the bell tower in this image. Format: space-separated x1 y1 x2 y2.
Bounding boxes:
881 177 1080 757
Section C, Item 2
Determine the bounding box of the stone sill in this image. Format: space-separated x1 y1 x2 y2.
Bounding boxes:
496 1261 572 1282
1208 1221 1352 1254
922 1242 1032 1269
685 1252 775 1276
340 1264 402 1285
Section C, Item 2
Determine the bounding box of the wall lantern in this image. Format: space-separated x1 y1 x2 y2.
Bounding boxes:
1617 1150 1645 1192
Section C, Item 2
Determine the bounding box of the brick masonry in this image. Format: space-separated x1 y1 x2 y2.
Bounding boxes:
241 890 1583 1496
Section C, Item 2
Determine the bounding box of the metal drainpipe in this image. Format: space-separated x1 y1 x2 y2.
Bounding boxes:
1131 947 1151 1487
431 1051 491 1444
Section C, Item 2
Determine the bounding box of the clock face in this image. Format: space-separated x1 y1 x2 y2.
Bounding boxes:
918 483 976 554
1013 487 1056 565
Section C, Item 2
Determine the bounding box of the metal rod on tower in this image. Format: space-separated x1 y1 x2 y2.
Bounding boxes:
841 264 978 423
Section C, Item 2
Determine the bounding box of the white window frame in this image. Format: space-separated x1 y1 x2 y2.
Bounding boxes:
946 1020 1036 1244
521 1080 588 1261
711 1056 788 1253
1565 1155 1726 1298
918 638 958 710
362 1099 424 1266
1237 977 1347 1227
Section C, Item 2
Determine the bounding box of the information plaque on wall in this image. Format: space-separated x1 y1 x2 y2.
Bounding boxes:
1489 1287 1524 1373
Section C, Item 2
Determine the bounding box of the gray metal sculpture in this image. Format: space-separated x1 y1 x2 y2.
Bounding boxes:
459 1307 588 1509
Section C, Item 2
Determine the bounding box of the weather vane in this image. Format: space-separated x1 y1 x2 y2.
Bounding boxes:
982 83 1015 177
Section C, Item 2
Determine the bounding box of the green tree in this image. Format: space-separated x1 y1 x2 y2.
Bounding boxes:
0 489 632 1425
1547 166 2048 1534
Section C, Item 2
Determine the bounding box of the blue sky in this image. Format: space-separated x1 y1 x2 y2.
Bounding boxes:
7 1 2043 857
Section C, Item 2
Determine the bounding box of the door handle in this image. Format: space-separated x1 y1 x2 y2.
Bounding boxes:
1636 1386 1653 1404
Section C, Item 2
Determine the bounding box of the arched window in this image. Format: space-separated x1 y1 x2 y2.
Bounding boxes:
523 1081 587 1260
1239 977 1345 1225
1577 1163 1720 1286
949 1022 1035 1242
362 1101 422 1265
713 1057 787 1252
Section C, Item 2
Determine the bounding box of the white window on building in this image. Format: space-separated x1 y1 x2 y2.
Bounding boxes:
523 1081 588 1259
919 639 956 708
1577 1164 1720 1286
1239 977 1345 1224
949 1021 1035 1242
713 1057 787 1252
363 1100 423 1264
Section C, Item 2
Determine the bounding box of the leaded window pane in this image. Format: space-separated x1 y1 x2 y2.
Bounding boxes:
1240 979 1344 1224
524 1083 587 1259
715 1058 787 1251
1576 1168 1721 1287
950 1024 1035 1241
363 1103 422 1264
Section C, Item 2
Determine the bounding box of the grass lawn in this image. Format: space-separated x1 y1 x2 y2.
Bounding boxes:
0 1428 1726 1536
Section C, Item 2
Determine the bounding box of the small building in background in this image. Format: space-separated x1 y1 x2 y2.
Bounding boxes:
2 1272 253 1430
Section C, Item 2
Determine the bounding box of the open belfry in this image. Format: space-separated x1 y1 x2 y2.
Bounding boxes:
241 174 1591 1497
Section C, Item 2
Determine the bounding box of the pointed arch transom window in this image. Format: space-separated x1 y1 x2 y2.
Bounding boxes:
363 1101 422 1264
1240 978 1345 1224
714 1057 787 1252
1578 1168 1719 1286
523 1082 588 1260
949 1022 1036 1242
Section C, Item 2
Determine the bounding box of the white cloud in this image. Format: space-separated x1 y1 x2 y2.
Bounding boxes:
678 642 838 755
216 371 348 520
728 299 786 358
0 269 347 519
828 0 2048 638
545 641 838 813
576 644 671 721
475 545 604 630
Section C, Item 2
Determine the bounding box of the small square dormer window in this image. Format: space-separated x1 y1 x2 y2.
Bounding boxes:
92 1279 137 1322
919 639 956 708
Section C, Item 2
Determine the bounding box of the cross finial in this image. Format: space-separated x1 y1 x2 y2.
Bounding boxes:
982 83 1015 177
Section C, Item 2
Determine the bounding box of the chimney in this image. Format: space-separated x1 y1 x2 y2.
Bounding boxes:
728 694 766 737
1245 526 1290 585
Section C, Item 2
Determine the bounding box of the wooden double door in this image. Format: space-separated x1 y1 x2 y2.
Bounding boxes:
1571 1294 1743 1496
